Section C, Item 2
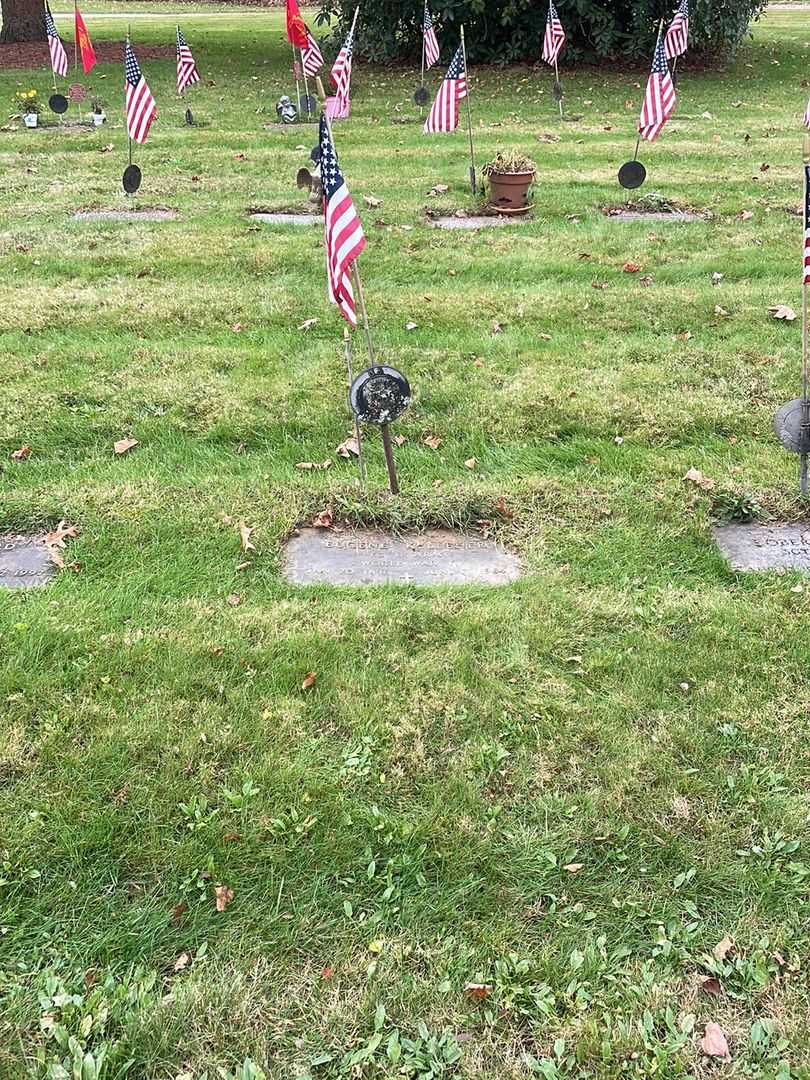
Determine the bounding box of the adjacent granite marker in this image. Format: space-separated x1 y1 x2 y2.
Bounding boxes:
0 535 57 590
713 523 810 572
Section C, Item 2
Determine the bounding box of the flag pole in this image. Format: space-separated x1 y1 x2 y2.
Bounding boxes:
291 42 303 116
300 48 313 118
127 25 133 171
631 20 664 165
176 24 181 98
419 7 426 116
344 328 366 488
802 142 810 494
459 25 476 196
554 56 564 119
73 0 78 74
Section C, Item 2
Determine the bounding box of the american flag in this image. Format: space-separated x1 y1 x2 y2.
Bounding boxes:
176 27 200 94
638 36 676 143
303 31 324 77
45 5 68 78
125 41 157 145
423 4 440 70
320 114 365 327
331 24 355 109
664 0 689 61
804 165 810 285
423 46 466 134
542 1 566 66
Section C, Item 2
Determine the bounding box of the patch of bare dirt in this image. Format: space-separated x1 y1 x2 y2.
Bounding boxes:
0 41 173 70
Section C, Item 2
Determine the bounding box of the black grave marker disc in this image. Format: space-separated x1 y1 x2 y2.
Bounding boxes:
552 80 564 102
774 399 810 454
414 85 429 106
296 167 314 190
185 108 195 126
618 160 646 190
122 164 142 194
310 144 321 164
300 94 317 116
350 366 411 425
49 93 69 115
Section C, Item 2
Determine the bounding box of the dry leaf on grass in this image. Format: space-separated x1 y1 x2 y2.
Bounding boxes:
699 975 722 996
683 467 715 491
405 321 418 331
226 593 242 606
312 507 334 528
423 434 442 450
45 520 79 549
298 318 318 331
337 437 360 458
10 445 31 461
623 261 642 273
170 901 188 928
238 523 256 553
563 862 584 873
114 437 138 455
463 983 493 1000
464 457 477 470
769 305 797 322
297 459 332 470
301 671 317 691
427 183 449 196
363 195 381 207
713 935 734 961
173 951 191 973
214 885 234 912
701 1022 731 1060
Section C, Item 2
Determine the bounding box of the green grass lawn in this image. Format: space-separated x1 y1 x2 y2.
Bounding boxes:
2 7 810 1078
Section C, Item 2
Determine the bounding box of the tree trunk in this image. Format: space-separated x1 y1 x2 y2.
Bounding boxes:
0 0 47 43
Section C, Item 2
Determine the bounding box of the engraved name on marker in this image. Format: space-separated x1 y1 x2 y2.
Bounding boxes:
0 535 57 590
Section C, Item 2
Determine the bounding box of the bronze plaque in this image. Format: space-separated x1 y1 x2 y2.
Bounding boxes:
0 534 56 590
283 528 522 586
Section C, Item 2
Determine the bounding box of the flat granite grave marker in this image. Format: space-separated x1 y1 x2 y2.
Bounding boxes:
283 528 523 586
249 211 319 226
0 534 57 590
713 523 810 572
73 209 178 222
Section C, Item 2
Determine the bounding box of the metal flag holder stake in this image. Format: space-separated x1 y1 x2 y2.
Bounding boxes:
316 75 409 494
460 25 477 196
414 12 429 110
552 56 564 120
774 146 810 495
122 27 142 196
344 329 367 488
71 0 84 123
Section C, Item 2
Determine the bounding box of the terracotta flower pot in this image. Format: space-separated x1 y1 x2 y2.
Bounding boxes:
487 170 535 214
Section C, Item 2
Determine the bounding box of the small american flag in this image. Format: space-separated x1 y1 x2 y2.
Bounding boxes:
638 36 676 143
125 41 157 145
542 1 566 67
423 46 466 134
805 97 810 131
45 5 68 78
331 24 355 110
176 27 200 95
423 4 440 70
320 114 366 326
303 31 324 77
804 165 810 285
664 0 689 61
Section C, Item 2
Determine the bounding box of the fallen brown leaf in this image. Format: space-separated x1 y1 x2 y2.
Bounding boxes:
769 304 797 322
363 195 381 207
170 901 188 928
623 261 642 273
337 437 360 458
44 520 79 549
683 467 715 491
238 523 256 553
226 593 242 606
312 507 334 528
463 983 494 1000
701 1022 731 1061
173 951 191 972
699 975 722 997
301 671 317 691
298 318 318 331
10 445 32 461
214 885 234 912
423 434 442 450
113 437 138 456
713 935 734 961
563 863 584 873
464 457 477 470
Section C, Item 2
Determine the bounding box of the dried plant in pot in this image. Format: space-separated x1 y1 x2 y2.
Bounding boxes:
482 149 537 214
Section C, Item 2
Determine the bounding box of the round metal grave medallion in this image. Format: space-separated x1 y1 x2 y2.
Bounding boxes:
68 82 86 103
414 85 429 106
618 159 646 190
122 163 142 194
774 399 810 454
49 93 69 114
185 108 195 126
350 365 411 424
552 80 564 102
300 94 318 116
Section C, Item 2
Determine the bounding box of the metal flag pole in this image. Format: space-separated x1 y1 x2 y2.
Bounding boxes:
801 145 810 494
300 48 313 119
554 56 564 119
419 9 426 116
73 0 78 73
127 25 133 173
459 25 476 196
291 42 302 115
344 328 366 487
176 24 181 99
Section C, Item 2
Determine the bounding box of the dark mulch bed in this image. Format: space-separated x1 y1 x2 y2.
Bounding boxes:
0 41 173 70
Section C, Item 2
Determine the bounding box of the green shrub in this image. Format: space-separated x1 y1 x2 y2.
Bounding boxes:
315 0 767 65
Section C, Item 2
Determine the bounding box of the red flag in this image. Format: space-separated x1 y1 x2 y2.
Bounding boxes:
74 6 96 74
286 0 309 49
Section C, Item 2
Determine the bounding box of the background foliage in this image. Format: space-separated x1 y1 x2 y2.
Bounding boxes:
315 0 769 64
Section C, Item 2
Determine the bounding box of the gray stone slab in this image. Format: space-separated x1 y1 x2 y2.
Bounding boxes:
0 534 57 590
713 522 810 572
283 527 523 586
606 211 704 222
73 209 178 221
249 211 319 225
431 215 531 230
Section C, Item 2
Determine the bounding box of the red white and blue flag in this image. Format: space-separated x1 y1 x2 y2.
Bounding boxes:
423 4 440 70
638 36 676 143
125 40 158 145
303 31 324 76
320 114 366 326
331 23 355 110
664 0 689 60
542 1 566 66
176 26 200 95
45 5 68 78
423 45 466 134
804 165 810 285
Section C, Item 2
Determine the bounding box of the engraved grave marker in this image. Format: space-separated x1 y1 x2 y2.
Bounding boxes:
0 534 57 590
713 523 810 572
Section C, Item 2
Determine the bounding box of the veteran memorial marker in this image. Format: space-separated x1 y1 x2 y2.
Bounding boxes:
714 523 810 573
0 535 57 591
